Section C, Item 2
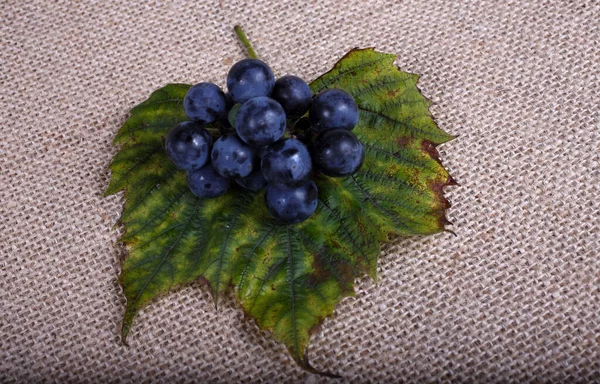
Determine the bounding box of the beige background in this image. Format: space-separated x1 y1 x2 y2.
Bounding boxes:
1 0 599 382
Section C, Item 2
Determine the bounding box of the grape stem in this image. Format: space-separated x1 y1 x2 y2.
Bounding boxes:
234 25 258 59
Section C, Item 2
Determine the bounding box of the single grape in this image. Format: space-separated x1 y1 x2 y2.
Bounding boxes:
236 169 267 191
211 134 255 178
186 163 231 198
226 58 275 103
265 180 318 224
235 153 267 191
164 121 212 170
313 129 364 177
261 138 312 188
271 75 312 118
310 88 359 132
184 82 227 124
235 96 286 147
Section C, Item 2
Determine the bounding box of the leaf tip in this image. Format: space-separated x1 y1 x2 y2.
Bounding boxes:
444 228 458 237
196 276 220 310
421 139 442 161
104 182 122 197
370 270 379 285
293 348 342 379
104 174 119 197
120 321 132 346
438 133 457 145
447 175 460 187
439 215 454 230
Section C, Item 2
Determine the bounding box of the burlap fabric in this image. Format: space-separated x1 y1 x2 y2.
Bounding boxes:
1 0 598 382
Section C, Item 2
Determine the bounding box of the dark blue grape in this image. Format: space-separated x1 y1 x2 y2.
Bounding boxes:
184 82 227 124
310 88 359 132
186 163 231 198
235 169 267 191
235 97 286 147
226 59 275 104
313 129 364 177
211 134 255 178
261 138 312 188
265 180 318 224
235 153 267 191
164 121 212 170
271 75 312 118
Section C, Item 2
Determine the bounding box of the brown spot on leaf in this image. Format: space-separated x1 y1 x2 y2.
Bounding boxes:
447 175 459 186
309 322 323 336
421 140 440 161
422 139 457 230
298 330 342 378
356 220 367 238
196 276 214 299
430 180 452 210
308 252 354 295
396 136 413 148
428 174 457 230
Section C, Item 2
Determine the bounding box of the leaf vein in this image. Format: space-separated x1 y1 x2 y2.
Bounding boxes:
318 198 373 266
124 188 189 241
311 55 390 93
350 174 410 232
285 226 300 355
237 224 277 294
126 199 201 315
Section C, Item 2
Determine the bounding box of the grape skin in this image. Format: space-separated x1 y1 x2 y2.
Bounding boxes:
165 121 212 171
186 163 231 198
313 129 364 177
226 59 275 104
235 153 267 191
261 138 312 188
271 75 312 118
235 96 286 148
211 134 255 178
310 88 359 132
264 180 318 224
184 82 227 124
235 168 267 191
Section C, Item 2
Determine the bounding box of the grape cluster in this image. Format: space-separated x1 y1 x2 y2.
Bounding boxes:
165 58 365 223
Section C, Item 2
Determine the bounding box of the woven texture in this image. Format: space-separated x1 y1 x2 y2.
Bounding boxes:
1 0 599 382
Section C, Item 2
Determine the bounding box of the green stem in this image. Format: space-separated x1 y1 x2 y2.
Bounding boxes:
234 25 258 59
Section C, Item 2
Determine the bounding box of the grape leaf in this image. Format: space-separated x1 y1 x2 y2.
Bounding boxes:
106 48 454 375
